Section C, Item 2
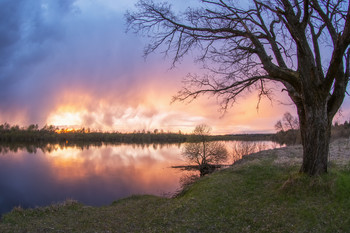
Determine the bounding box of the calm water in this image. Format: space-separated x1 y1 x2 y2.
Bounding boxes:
0 141 280 216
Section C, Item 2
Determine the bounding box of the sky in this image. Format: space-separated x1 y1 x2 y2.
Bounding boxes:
0 0 349 134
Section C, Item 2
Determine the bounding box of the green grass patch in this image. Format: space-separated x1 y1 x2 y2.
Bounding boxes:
1 157 350 232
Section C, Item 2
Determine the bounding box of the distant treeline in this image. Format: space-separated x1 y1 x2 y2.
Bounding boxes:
0 123 274 145
0 124 186 144
273 121 350 145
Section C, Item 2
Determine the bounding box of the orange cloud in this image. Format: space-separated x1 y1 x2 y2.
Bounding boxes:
44 81 294 134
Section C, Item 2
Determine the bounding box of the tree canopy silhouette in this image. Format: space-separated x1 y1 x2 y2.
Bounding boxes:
126 0 350 175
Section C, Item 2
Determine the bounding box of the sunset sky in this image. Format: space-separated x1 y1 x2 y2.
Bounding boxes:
1 0 349 134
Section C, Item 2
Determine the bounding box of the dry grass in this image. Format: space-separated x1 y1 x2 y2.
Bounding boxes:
238 138 350 168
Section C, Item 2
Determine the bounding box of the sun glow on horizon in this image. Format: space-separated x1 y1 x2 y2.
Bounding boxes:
43 86 295 135
55 128 76 134
47 111 83 128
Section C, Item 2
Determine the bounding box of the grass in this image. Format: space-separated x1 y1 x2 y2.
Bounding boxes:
1 151 350 232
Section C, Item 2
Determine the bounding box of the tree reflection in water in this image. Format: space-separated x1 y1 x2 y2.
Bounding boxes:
0 143 185 216
0 141 281 216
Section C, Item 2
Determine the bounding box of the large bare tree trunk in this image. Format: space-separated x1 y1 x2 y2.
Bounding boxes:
298 102 332 175
128 0 350 176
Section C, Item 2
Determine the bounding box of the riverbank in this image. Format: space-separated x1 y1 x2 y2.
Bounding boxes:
1 139 349 232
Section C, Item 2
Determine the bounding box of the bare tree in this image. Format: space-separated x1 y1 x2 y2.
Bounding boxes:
127 0 350 175
275 112 299 131
182 124 228 176
275 111 300 144
282 112 299 130
232 141 267 162
275 120 284 132
232 141 257 162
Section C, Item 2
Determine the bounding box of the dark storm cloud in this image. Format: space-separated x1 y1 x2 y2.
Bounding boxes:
0 0 146 124
0 0 243 133
0 0 76 76
0 0 315 133
0 0 22 63
0 0 78 113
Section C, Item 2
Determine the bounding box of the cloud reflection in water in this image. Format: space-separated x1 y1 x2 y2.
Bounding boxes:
0 143 186 216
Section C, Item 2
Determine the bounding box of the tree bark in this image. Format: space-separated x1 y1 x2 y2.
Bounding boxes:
298 103 332 175
128 0 350 176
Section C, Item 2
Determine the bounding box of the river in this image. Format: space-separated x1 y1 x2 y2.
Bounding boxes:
0 141 280 216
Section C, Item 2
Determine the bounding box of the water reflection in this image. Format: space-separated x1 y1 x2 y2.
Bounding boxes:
0 142 182 154
0 143 186 216
0 141 282 216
